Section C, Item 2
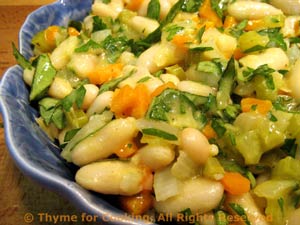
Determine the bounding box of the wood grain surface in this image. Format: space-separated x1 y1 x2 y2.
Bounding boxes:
0 1 91 225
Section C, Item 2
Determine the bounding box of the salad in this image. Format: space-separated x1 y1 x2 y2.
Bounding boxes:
13 0 300 224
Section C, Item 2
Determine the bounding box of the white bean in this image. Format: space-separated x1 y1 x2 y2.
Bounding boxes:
71 117 138 166
180 128 210 165
82 84 99 110
286 58 300 99
287 208 300 225
132 144 175 171
48 77 73 99
23 68 35 86
50 36 80 70
136 44 162 73
239 48 289 70
160 73 180 86
86 91 114 116
75 160 145 196
154 177 224 214
67 53 99 79
128 16 160 36
282 16 300 37
226 193 271 225
92 0 124 20
227 1 283 20
270 0 300 15
177 80 215 97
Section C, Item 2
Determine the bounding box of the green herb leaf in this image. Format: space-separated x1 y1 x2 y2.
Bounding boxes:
92 16 107 32
75 39 102 53
101 35 130 63
229 19 248 38
182 0 203 13
229 203 251 225
61 85 86 112
281 139 297 158
142 128 178 140
12 43 32 69
30 54 56 101
164 24 184 41
147 0 160 20
64 128 81 142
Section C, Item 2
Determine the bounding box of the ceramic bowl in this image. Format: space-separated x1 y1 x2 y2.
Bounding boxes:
0 1 156 224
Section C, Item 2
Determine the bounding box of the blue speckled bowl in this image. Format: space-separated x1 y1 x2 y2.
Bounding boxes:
0 1 156 224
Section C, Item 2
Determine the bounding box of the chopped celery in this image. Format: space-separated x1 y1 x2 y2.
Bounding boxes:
153 166 181 201
272 157 300 181
238 31 269 53
216 58 236 110
203 157 225 180
165 64 186 80
65 107 88 129
171 151 201 180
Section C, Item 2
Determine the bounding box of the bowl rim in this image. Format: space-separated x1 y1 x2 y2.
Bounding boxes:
0 1 157 224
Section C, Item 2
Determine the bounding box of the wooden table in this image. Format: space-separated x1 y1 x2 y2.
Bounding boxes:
0 1 85 224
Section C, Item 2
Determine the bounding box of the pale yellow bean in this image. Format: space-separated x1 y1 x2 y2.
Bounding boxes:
23 68 34 86
67 53 99 79
270 0 300 15
282 16 300 37
154 178 224 214
86 91 113 116
160 73 180 86
128 16 160 36
50 36 80 70
71 117 138 166
177 80 215 97
132 144 175 171
92 0 124 20
239 48 289 70
180 128 210 165
228 1 283 20
81 84 99 110
48 77 73 99
287 208 300 225
75 160 145 196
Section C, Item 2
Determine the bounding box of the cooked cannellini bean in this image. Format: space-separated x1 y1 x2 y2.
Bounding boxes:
92 0 124 20
67 53 99 79
215 33 237 59
177 80 215 97
286 58 300 99
50 36 80 70
226 193 271 225
270 0 300 15
228 1 283 20
128 16 160 36
48 77 73 99
239 48 289 70
132 144 175 171
155 178 224 214
86 91 113 116
71 117 138 166
81 84 99 110
180 128 211 165
287 208 300 225
23 68 35 86
160 74 180 86
136 44 162 73
75 160 145 196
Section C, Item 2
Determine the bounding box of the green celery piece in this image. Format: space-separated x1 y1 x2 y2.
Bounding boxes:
12 43 32 69
272 157 300 181
65 107 88 129
203 157 225 180
29 54 56 101
235 130 263 165
216 57 236 110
